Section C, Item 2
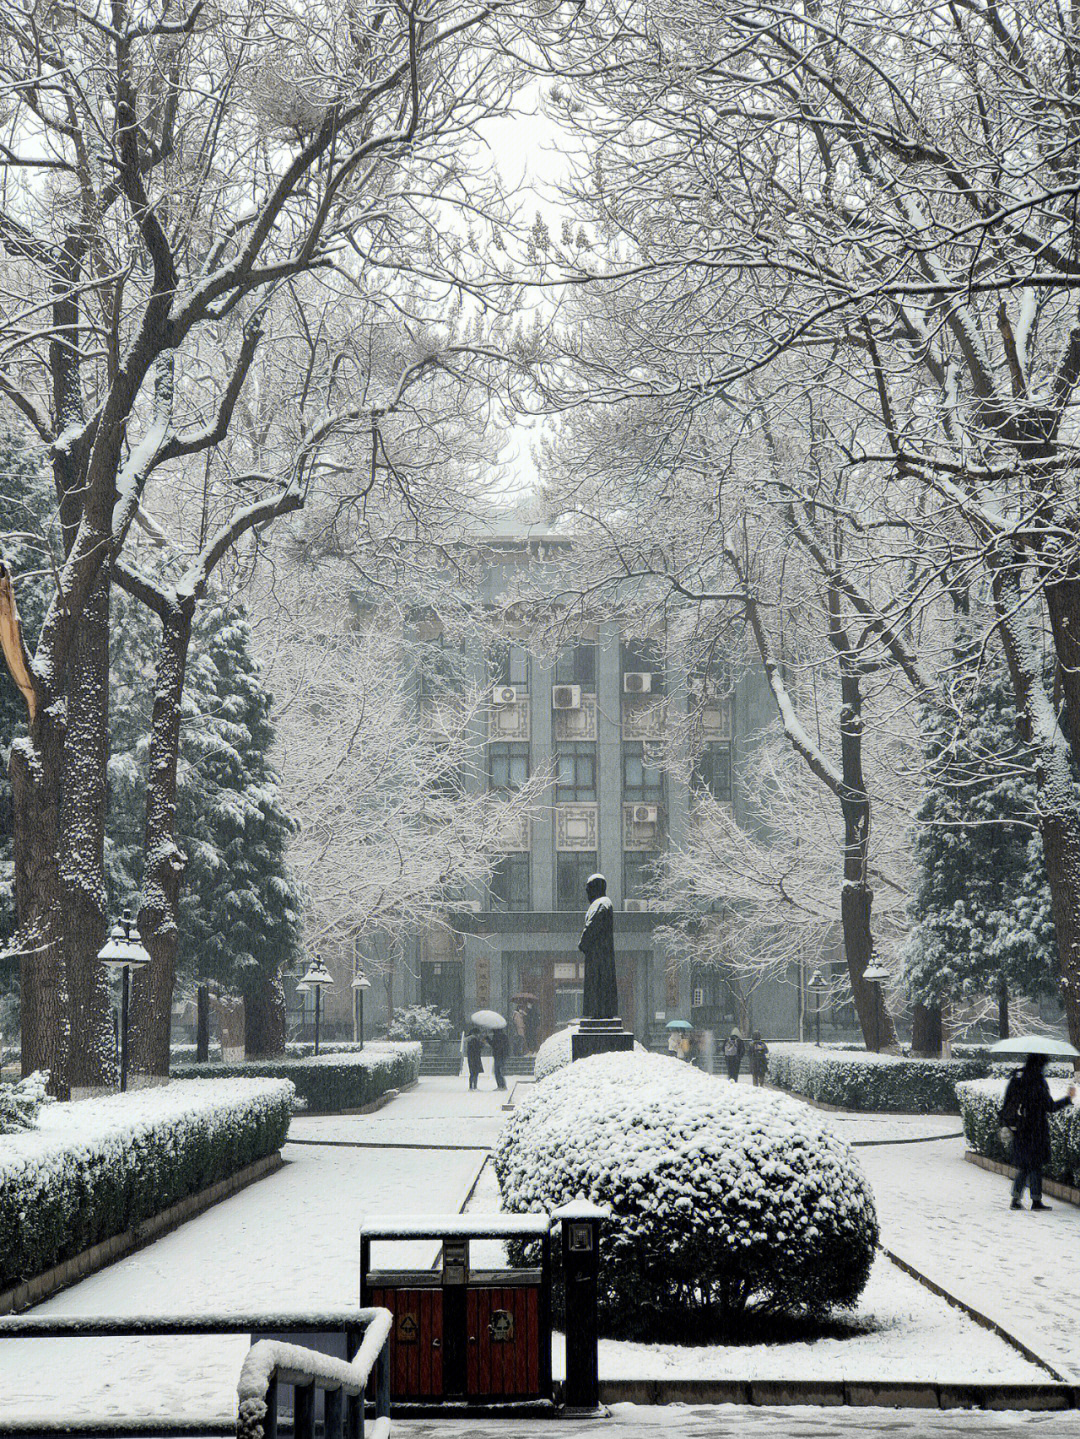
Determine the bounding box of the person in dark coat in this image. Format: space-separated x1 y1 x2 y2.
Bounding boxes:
489 1025 509 1090
578 873 619 1019
464 1028 484 1090
749 1032 769 1087
1003 1054 1076 1209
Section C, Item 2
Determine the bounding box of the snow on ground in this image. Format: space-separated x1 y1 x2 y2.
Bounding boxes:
394 1408 1080 1439
289 1073 508 1150
0 1079 503 1429
857 1134 1080 1381
463 1148 1046 1384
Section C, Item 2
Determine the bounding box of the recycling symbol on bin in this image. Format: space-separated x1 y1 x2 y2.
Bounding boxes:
489 1309 514 1342
397 1312 419 1343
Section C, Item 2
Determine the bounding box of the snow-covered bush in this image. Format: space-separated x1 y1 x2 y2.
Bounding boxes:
957 1076 1080 1186
768 1043 989 1113
533 1024 645 1082
0 1070 52 1134
494 1051 877 1339
385 1005 453 1043
0 1079 291 1291
173 1042 420 1112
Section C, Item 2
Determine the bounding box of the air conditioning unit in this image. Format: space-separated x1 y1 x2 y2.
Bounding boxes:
492 685 519 706
625 898 651 913
552 684 581 710
632 803 659 825
624 671 653 694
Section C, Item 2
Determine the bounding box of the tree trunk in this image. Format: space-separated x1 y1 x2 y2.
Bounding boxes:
130 601 193 1079
196 984 210 1062
836 651 900 1053
911 1002 943 1058
11 707 69 1096
244 969 287 1058
61 568 115 1092
998 979 1010 1040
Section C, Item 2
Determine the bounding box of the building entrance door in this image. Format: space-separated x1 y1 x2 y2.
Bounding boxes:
421 961 464 1029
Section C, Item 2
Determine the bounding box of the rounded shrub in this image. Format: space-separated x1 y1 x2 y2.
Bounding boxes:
533 1024 644 1082
494 1050 878 1339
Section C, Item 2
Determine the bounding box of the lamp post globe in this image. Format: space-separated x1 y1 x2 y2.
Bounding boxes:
97 909 151 1092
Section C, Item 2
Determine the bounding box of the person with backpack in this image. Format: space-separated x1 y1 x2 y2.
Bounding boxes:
723 1029 745 1081
999 1054 1076 1210
749 1032 769 1087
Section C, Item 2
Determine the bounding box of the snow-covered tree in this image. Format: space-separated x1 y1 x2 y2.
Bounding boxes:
904 655 1060 1035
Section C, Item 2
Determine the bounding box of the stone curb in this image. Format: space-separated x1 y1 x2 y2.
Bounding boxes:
0 1151 284 1316
964 1150 1080 1207
598 1378 1077 1410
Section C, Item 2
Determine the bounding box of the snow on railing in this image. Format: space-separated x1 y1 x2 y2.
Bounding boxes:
237 1307 392 1439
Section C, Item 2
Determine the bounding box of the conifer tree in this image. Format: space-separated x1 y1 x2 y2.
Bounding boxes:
903 660 1060 1034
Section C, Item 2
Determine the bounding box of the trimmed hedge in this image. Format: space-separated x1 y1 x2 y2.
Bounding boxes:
172 1042 421 1112
957 1077 1080 1187
768 1043 989 1113
0 1078 292 1291
495 1051 878 1340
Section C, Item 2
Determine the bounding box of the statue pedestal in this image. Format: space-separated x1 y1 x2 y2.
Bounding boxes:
571 1017 634 1063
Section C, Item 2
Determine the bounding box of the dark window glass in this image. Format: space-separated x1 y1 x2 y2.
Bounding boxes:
623 854 655 901
555 742 597 801
494 642 529 689
490 854 531 912
557 851 598 911
623 743 664 802
419 635 464 697
489 743 529 791
693 743 732 802
555 643 597 689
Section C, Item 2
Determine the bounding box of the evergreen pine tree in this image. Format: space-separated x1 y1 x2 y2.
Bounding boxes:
902 658 1060 1025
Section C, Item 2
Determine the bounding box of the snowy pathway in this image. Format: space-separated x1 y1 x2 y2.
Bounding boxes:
0 1078 504 1429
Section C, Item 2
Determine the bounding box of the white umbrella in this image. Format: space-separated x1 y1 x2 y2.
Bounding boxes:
470 1009 508 1030
989 1036 1079 1058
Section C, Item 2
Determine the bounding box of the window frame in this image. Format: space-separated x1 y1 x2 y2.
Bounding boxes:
556 850 599 911
488 741 529 792
555 741 598 802
622 742 665 802
489 853 531 912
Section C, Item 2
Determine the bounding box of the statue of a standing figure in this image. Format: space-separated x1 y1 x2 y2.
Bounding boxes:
578 872 618 1019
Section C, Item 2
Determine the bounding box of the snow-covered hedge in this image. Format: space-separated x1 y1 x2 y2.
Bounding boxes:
172 1042 420 1112
0 1071 52 1134
767 1043 991 1113
494 1051 877 1339
957 1077 1080 1187
0 1078 291 1291
386 1005 453 1042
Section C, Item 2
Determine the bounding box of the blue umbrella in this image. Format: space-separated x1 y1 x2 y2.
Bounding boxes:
666 1020 693 1031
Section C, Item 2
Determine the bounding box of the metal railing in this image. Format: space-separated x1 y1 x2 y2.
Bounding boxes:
0 1306 393 1439
238 1308 392 1439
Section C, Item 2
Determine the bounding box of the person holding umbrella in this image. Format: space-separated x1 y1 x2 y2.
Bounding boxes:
469 1009 508 1090
993 1037 1078 1210
462 1027 484 1091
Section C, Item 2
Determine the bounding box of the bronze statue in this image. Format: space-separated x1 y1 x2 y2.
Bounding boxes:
578 872 618 1019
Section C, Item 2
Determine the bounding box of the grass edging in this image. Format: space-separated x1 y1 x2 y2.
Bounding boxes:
0 1151 283 1315
964 1150 1080 1207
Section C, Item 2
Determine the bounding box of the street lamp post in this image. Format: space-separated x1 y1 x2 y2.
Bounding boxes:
98 910 152 1092
352 969 371 1049
298 958 335 1055
807 969 827 1047
862 964 890 1054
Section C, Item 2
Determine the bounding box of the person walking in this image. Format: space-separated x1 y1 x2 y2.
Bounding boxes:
749 1032 769 1087
723 1028 745 1081
1001 1054 1076 1209
512 1006 527 1057
489 1025 509 1090
463 1028 484 1091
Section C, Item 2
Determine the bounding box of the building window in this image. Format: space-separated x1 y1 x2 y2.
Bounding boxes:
623 854 655 902
555 742 597 801
490 854 530 912
621 637 665 696
623 742 664 802
494 641 529 690
693 743 732 802
489 742 529 791
557 851 598 910
419 634 464 697
555 642 597 689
